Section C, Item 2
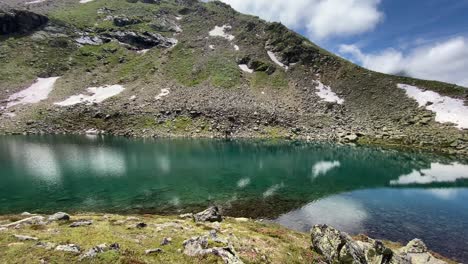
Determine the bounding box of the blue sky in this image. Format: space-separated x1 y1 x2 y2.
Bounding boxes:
211 0 468 87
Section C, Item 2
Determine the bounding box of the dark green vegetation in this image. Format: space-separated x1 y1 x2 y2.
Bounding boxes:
0 0 467 156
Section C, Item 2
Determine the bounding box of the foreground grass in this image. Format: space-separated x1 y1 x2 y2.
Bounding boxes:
0 214 318 264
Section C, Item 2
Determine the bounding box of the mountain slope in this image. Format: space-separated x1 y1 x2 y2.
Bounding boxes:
0 0 467 155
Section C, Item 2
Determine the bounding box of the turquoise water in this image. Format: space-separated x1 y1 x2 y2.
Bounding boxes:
0 135 467 261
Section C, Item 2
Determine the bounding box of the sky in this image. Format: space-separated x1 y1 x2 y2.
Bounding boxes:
207 0 468 87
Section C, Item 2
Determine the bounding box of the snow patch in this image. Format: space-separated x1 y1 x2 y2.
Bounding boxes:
390 162 468 185
137 49 150 54
55 85 125 106
238 64 253 73
209 25 235 41
7 77 60 108
267 51 288 70
155 88 170 100
314 81 344 105
25 0 45 4
233 45 239 51
129 95 137 101
175 16 182 21
79 0 94 3
209 45 215 50
398 84 468 129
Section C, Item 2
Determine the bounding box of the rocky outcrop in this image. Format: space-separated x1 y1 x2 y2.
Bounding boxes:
311 225 447 264
101 30 177 49
0 216 46 228
193 206 223 222
0 9 48 35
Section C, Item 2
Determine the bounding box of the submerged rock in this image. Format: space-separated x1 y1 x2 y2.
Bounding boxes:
194 206 222 222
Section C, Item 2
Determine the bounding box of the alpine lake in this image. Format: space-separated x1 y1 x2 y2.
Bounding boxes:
1 135 467 262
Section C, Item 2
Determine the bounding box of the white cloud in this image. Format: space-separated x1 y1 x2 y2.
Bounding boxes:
205 0 383 39
339 37 468 87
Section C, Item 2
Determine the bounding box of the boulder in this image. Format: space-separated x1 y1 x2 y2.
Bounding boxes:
311 224 367 264
113 16 142 27
0 10 48 35
103 31 177 49
183 236 243 264
161 237 172 246
79 243 119 260
48 212 70 221
193 206 222 222
398 239 447 264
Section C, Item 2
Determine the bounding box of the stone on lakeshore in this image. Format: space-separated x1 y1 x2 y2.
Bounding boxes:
69 220 93 227
20 212 33 216
145 248 163 255
1 216 46 228
178 213 193 219
55 244 81 253
193 206 222 222
234 217 249 222
399 239 447 264
48 212 70 221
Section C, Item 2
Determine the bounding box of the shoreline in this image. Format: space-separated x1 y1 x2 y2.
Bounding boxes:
0 210 458 264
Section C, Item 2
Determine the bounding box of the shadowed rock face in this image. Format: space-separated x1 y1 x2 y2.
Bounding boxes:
0 9 48 35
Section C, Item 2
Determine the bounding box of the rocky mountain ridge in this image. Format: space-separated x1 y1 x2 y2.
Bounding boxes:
0 0 467 156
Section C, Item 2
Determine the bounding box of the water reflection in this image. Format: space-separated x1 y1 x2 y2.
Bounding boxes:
390 162 468 185
311 160 341 178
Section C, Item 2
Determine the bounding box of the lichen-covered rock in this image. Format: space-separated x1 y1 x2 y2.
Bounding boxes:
183 236 243 264
193 206 222 222
311 224 367 264
398 239 447 264
55 244 81 254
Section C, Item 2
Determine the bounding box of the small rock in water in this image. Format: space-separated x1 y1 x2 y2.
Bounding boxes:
193 206 222 222
14 234 39 241
48 212 70 221
145 248 163 255
161 237 172 246
69 220 93 227
55 244 81 253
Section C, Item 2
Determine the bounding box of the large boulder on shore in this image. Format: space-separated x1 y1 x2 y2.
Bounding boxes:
0 9 48 35
311 225 447 264
193 206 222 222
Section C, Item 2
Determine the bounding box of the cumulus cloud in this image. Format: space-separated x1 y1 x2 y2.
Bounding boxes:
339 37 468 87
205 0 383 39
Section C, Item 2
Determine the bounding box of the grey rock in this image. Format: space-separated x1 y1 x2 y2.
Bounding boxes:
55 244 81 254
145 248 163 254
194 206 222 222
14 234 38 241
113 16 142 27
102 31 177 49
179 213 193 219
398 239 446 264
79 243 118 260
69 220 93 227
48 212 70 221
183 236 243 264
